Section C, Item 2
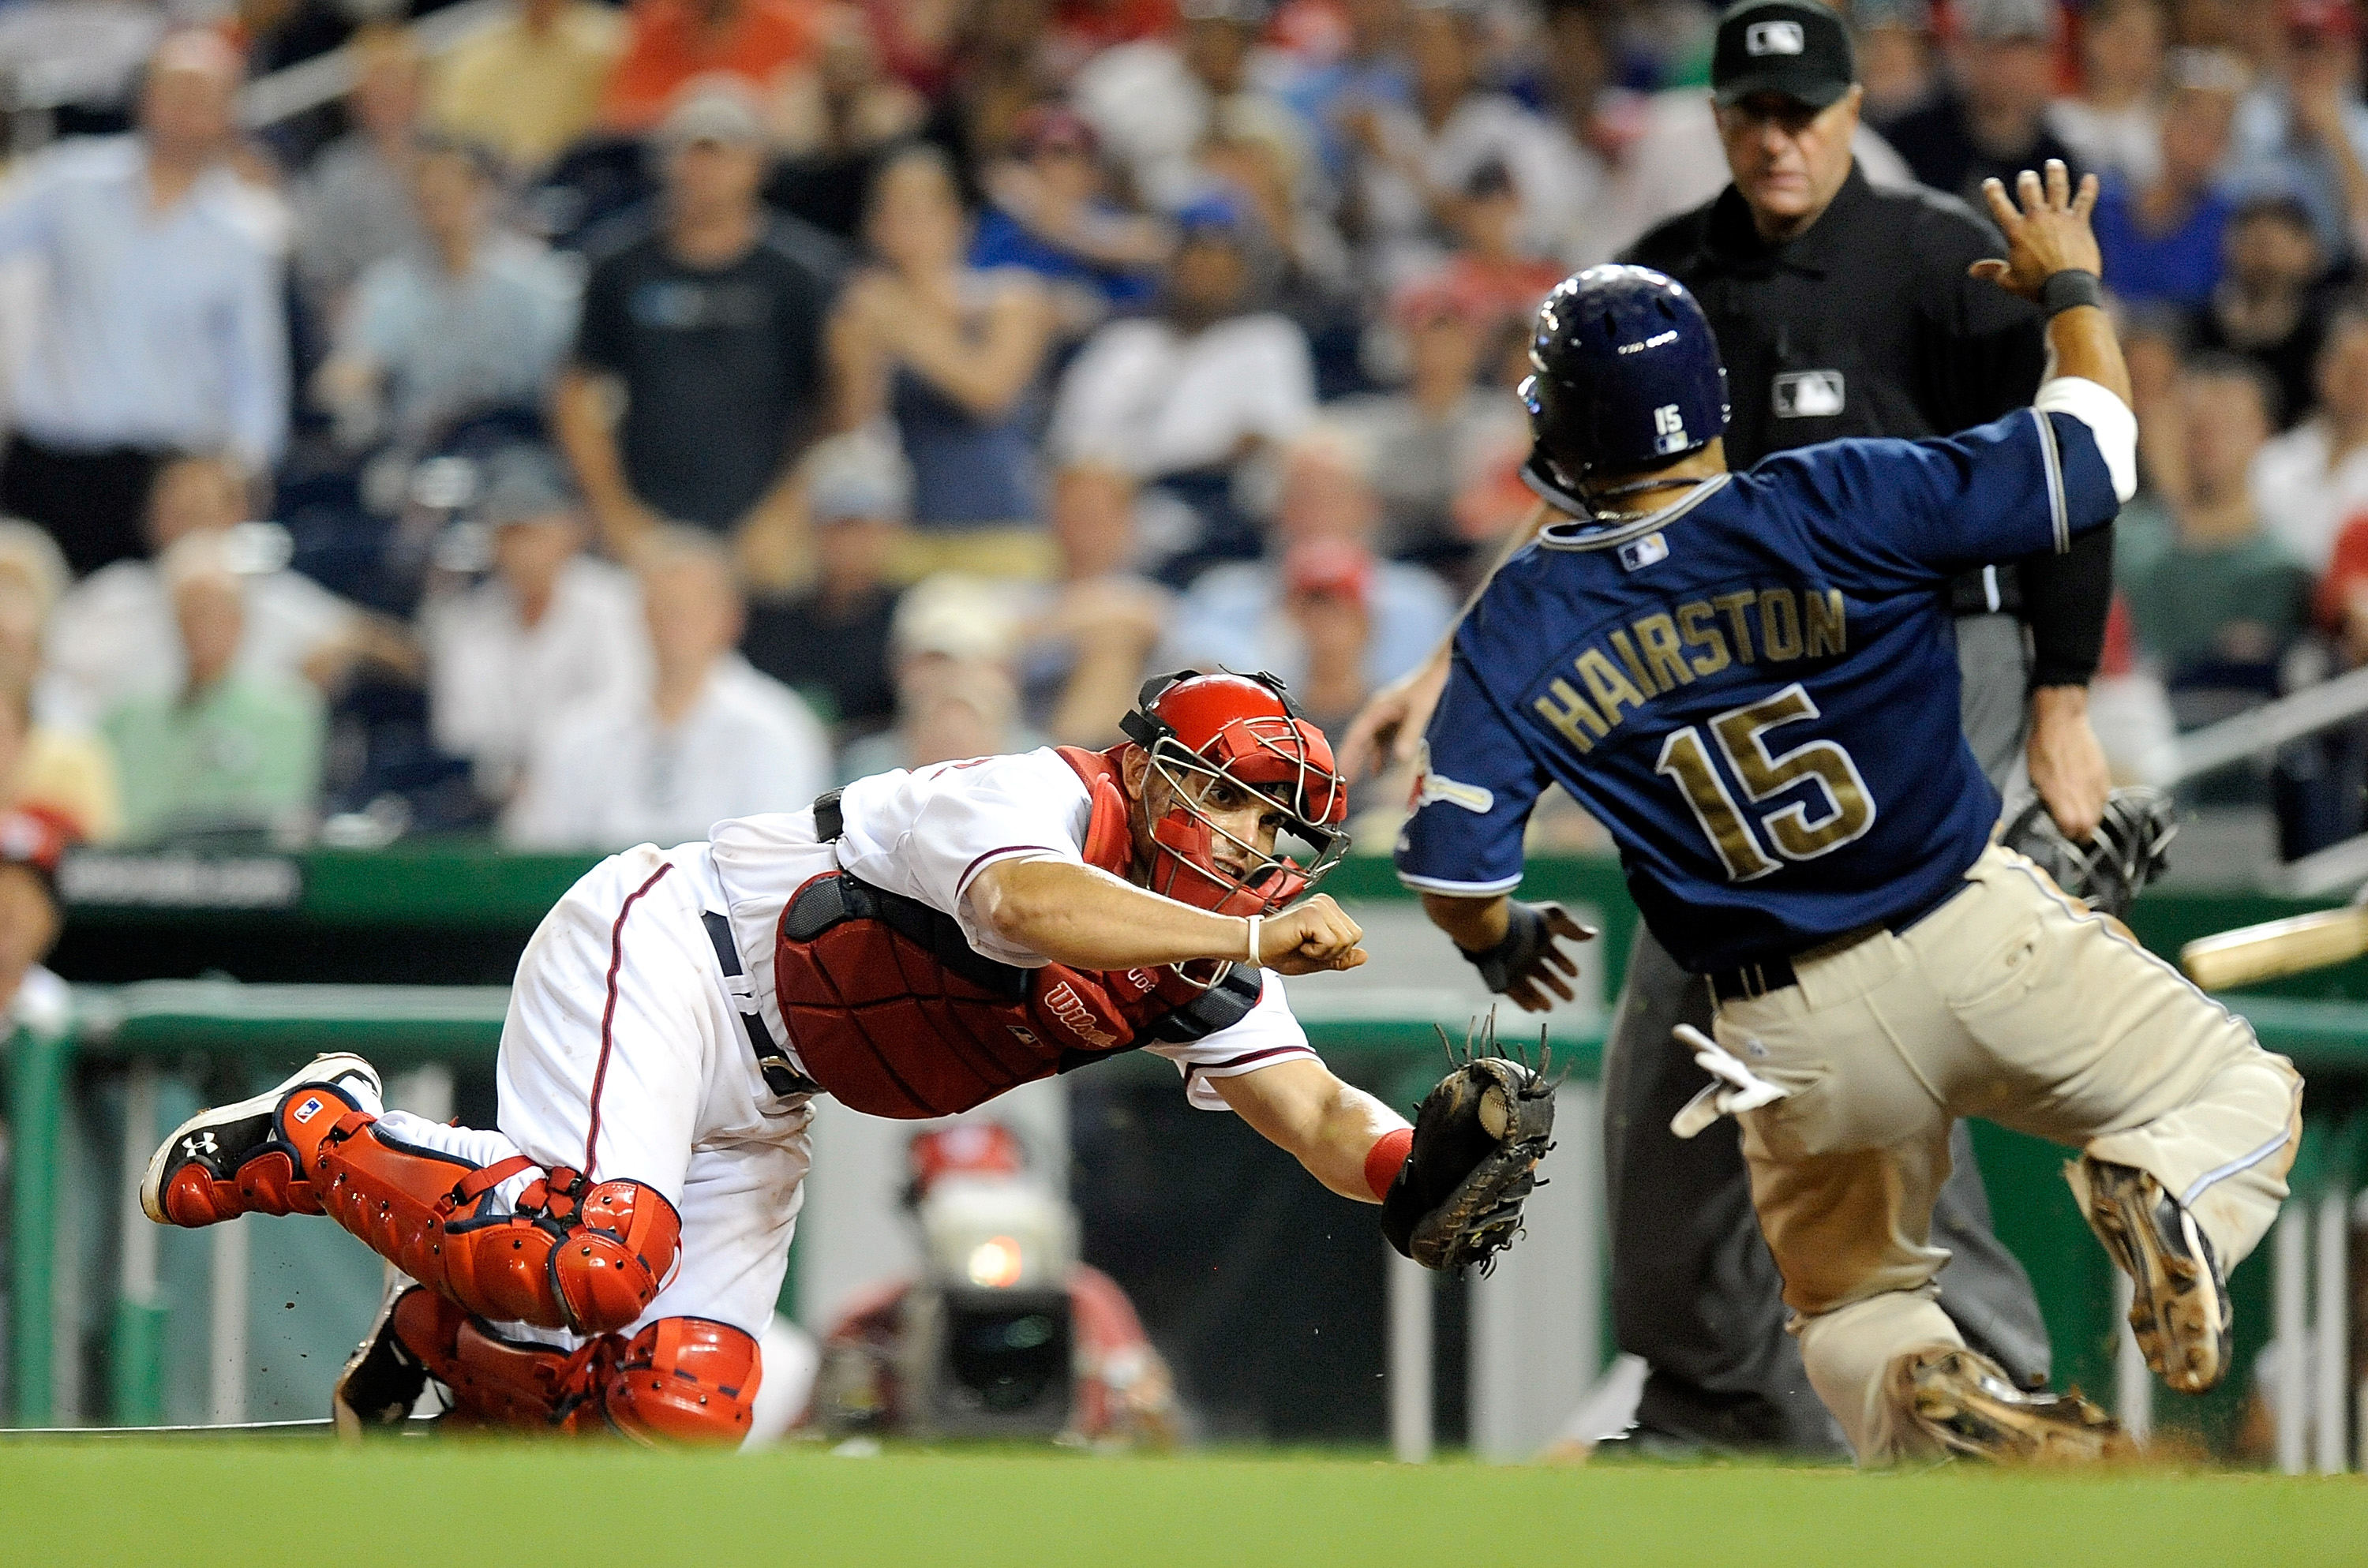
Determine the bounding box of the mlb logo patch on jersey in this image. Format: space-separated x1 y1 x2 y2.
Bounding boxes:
1746 19 1804 54
1773 369 1845 418
1618 532 1669 572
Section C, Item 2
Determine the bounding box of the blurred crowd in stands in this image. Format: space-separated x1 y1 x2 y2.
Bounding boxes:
3 0 2368 860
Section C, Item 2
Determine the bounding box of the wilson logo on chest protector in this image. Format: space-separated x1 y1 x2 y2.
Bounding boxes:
1042 982 1119 1049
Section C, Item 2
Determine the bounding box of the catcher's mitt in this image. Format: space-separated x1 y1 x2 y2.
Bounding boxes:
1381 1020 1557 1273
2003 786 2177 919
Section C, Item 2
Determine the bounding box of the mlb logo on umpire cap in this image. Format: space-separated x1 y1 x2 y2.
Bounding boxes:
1746 19 1804 53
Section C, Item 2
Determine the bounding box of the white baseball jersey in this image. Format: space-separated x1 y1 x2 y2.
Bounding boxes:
431 748 1329 1362
710 747 1322 1110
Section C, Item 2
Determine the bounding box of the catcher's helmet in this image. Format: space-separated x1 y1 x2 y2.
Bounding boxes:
1521 264 1729 507
1119 670 1350 919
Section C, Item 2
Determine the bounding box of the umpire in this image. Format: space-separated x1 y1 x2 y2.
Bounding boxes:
1594 0 2115 1455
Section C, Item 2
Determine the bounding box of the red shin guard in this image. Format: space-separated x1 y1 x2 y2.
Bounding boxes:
391 1293 759 1444
294 1106 683 1337
602 1318 762 1445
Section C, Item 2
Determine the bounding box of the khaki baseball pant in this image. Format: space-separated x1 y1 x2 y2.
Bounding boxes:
1715 842 2304 1461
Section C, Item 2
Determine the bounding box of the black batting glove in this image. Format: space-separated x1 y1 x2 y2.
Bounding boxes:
1456 900 1597 1012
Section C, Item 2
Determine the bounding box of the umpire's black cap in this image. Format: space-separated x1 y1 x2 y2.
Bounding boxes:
1711 0 1857 109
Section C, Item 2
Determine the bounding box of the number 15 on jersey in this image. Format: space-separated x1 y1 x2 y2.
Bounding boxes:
1654 683 1877 881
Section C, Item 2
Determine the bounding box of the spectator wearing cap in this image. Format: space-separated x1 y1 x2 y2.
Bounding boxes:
2044 0 2168 189
837 573 1040 781
2190 193 2330 430
0 32 288 578
1047 196 1317 571
1881 0 2082 208
970 105 1172 328
554 84 845 555
2229 0 2368 262
2254 305 2368 574
1275 537 1377 739
1331 274 1527 567
315 135 580 454
830 144 1059 581
103 530 327 844
599 0 820 136
294 27 430 328
1073 0 1311 213
427 0 625 175
1343 0 1591 292
45 453 410 733
740 428 909 741
0 806 73 1032
504 526 830 848
1433 159 1570 327
423 447 648 807
1018 461 1171 745
765 6 927 240
1159 423 1453 690
2089 50 2244 309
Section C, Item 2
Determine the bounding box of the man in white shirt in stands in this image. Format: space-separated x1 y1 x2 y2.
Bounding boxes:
423 447 647 809
42 452 407 732
1048 196 1316 487
504 526 830 848
141 671 1467 1446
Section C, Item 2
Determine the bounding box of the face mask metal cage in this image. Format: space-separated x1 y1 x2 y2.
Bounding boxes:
1141 719 1350 921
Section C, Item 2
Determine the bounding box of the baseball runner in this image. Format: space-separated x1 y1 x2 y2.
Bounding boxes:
1395 165 2302 1461
139 671 1552 1442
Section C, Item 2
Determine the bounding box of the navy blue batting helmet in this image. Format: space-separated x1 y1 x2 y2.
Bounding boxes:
1520 265 1729 507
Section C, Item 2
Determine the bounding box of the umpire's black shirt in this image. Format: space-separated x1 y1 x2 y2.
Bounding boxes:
1623 164 2109 683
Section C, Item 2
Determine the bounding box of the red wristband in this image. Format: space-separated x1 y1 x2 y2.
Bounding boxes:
1364 1127 1414 1200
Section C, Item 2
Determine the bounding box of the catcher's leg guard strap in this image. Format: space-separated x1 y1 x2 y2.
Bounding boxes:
601 1318 762 1445
309 1112 682 1336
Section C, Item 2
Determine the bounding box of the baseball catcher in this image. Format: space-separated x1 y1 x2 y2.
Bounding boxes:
140 670 1544 1443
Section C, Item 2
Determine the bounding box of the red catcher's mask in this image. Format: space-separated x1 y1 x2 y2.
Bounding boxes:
1120 670 1351 919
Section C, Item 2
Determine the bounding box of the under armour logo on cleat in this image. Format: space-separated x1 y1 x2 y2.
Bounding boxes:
184 1132 218 1157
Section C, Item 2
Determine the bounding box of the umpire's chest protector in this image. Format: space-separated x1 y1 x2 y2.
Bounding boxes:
768 746 1262 1118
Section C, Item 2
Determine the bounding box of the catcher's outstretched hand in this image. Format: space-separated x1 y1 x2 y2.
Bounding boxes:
1381 1042 1557 1273
1459 900 1597 1012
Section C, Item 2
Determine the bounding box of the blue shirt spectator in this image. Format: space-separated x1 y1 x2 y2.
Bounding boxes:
2091 53 2242 309
0 34 287 575
967 106 1167 326
318 137 577 450
2093 181 2233 309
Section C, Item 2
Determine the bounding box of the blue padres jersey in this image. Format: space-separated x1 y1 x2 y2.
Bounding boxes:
1395 407 2117 974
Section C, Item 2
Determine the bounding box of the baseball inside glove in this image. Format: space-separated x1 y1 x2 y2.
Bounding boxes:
1381 1020 1557 1274
2003 786 2178 920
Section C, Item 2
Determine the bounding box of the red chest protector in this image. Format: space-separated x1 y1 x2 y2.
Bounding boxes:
770 747 1265 1119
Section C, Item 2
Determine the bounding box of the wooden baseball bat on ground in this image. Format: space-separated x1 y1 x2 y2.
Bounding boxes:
2179 907 2368 990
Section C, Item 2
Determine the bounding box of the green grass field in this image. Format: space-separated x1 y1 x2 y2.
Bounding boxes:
5 1441 2366 1568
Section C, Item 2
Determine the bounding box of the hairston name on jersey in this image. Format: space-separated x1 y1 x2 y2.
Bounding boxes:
1530 584 1849 755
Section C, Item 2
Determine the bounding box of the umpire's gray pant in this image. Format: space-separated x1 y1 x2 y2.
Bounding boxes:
1602 612 2050 1454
